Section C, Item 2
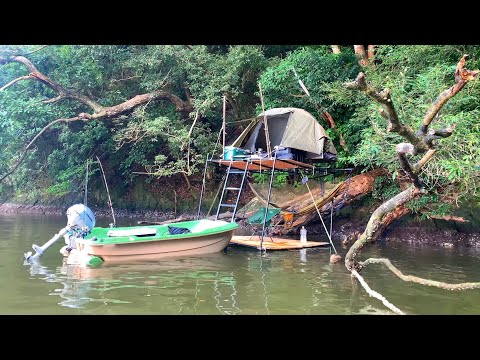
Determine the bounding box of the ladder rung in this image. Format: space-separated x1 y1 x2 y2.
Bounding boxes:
220 204 236 208
225 187 241 191
229 170 245 174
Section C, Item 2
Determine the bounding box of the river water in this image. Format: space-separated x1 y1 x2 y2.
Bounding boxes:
1 213 480 315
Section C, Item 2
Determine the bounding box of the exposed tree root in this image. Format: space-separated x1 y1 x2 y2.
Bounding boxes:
351 270 405 315
360 258 480 291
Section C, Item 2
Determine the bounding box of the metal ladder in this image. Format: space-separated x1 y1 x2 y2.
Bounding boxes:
215 159 249 222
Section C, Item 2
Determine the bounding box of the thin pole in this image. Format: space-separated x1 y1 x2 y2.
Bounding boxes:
197 154 210 219
83 160 89 207
260 152 277 251
96 156 116 227
258 82 271 156
83 159 90 228
222 95 226 156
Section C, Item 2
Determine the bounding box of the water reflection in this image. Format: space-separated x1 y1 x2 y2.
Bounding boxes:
23 253 245 314
10 211 480 315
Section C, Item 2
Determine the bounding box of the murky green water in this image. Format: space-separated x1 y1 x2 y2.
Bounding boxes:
1 213 480 315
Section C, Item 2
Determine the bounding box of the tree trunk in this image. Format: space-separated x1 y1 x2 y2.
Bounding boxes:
367 45 376 61
331 45 341 54
345 186 420 271
354 45 368 67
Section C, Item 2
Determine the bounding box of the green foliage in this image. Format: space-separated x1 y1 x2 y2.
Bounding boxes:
345 45 480 211
259 47 362 166
0 45 273 205
1 45 479 216
252 172 289 188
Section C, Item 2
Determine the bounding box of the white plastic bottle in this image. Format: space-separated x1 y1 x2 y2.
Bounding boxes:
300 226 307 246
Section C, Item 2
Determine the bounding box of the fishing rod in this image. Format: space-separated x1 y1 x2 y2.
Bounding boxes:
96 156 116 228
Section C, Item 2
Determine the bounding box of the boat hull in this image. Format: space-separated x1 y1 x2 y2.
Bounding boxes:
76 229 235 262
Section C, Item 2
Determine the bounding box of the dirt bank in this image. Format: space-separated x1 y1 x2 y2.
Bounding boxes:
1 202 479 248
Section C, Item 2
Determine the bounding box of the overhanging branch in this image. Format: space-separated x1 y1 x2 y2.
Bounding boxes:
420 55 479 135
345 72 423 149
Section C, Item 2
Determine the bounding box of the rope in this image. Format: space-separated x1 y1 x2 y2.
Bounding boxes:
301 172 337 254
96 156 116 227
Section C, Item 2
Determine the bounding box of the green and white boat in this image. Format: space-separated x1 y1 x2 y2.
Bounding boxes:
74 219 238 262
24 204 238 265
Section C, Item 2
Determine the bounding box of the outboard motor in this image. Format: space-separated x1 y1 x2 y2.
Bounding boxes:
24 204 96 262
66 203 96 233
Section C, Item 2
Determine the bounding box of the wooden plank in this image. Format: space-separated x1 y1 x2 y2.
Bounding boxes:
213 160 264 171
230 235 329 250
250 159 298 170
281 159 314 169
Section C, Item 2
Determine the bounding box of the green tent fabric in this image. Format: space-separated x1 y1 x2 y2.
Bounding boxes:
231 107 337 161
247 207 281 226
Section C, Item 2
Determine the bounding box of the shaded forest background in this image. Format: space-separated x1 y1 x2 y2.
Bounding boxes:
0 45 479 225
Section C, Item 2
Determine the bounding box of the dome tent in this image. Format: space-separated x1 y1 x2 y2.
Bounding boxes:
230 107 337 161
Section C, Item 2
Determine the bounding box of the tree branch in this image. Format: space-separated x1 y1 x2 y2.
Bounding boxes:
320 111 348 151
351 270 405 314
412 149 436 173
360 258 480 290
346 73 424 150
397 151 423 189
0 75 33 91
345 186 422 271
0 55 104 112
419 55 479 135
425 124 456 146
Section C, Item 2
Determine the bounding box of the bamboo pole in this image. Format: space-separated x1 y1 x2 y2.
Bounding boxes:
258 82 271 156
222 95 226 157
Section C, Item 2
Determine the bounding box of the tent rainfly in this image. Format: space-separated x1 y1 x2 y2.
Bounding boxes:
230 108 337 161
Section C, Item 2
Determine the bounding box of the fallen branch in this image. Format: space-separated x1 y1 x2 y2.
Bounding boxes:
430 215 468 223
351 269 405 315
360 258 480 290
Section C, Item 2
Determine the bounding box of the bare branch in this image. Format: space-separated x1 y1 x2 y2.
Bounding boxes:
429 215 468 223
412 149 436 173
0 75 33 91
0 151 28 183
41 95 64 104
351 270 405 314
110 75 141 83
420 55 479 135
425 124 456 146
346 73 423 149
345 186 421 271
0 55 104 112
320 111 348 151
360 258 480 290
25 116 85 149
397 151 423 189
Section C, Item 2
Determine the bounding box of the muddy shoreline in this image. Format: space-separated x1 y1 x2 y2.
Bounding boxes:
1 202 479 248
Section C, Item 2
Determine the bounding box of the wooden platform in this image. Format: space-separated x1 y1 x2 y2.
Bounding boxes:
230 235 329 250
212 158 313 172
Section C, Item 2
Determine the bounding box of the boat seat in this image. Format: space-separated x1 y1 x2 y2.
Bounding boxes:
107 227 157 237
